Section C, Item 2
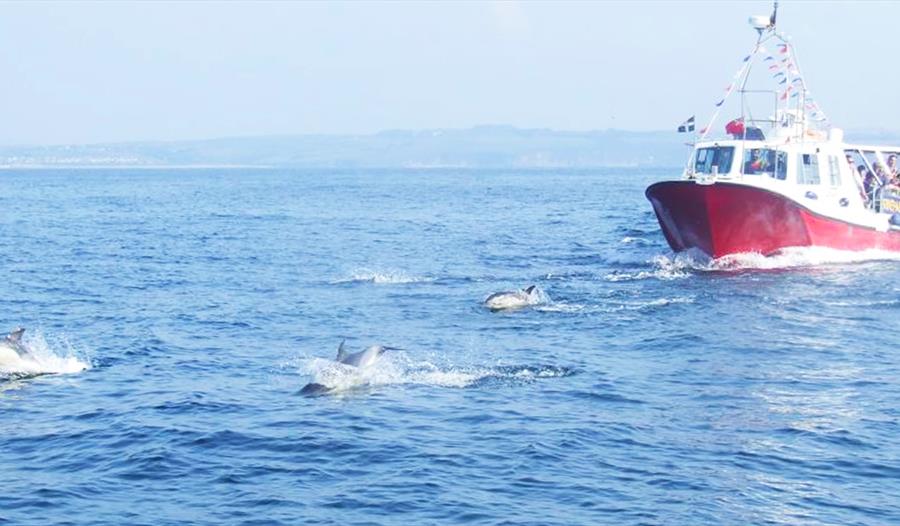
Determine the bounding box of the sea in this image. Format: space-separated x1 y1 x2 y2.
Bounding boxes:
0 167 898 526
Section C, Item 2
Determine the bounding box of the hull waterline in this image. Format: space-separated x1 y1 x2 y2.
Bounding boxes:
646 181 900 258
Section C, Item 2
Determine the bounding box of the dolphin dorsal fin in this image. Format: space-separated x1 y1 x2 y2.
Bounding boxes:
524 285 536 294
7 327 24 344
336 340 348 362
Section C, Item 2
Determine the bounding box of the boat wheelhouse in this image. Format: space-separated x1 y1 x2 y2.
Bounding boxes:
646 5 900 258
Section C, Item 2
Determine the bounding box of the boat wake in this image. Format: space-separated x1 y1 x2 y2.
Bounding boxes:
296 352 576 395
0 330 91 381
609 247 900 281
714 246 900 270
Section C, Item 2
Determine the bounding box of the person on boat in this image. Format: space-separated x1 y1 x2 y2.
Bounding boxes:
888 170 900 191
846 153 857 173
874 163 890 185
743 149 769 174
860 166 878 203
888 154 899 179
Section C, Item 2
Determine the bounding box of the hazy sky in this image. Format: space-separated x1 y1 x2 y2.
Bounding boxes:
0 1 897 145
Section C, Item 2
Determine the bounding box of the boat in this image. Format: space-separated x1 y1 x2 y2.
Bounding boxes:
645 3 900 259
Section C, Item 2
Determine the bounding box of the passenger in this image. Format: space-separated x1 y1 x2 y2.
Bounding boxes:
874 163 889 185
856 166 876 205
889 171 900 190
743 149 768 174
862 169 877 200
889 154 899 178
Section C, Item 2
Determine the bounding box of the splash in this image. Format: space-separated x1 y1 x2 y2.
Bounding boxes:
297 353 575 395
603 253 695 282
331 268 433 285
0 330 91 380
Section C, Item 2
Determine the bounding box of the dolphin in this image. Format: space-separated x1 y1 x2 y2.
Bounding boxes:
300 340 401 396
484 285 540 312
0 328 31 369
335 340 401 368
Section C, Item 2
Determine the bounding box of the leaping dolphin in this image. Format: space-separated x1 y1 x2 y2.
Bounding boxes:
300 340 401 396
335 340 401 368
484 285 541 312
0 328 30 369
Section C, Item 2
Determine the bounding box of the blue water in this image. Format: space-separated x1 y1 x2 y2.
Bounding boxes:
1 168 899 525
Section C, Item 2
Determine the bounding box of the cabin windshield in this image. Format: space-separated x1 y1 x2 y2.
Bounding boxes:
742 148 787 179
694 146 735 174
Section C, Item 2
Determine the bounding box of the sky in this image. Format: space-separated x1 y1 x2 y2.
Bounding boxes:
0 1 897 145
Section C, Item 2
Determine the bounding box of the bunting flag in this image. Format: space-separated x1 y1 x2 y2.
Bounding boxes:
677 116 695 133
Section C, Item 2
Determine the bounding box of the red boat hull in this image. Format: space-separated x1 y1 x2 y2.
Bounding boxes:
645 181 900 258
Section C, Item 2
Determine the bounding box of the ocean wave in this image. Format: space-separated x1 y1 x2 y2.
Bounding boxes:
620 236 653 246
0 330 91 380
534 295 696 315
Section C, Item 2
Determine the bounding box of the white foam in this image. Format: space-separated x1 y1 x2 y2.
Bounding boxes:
0 330 90 379
711 246 900 270
603 254 693 282
331 268 433 285
610 247 900 281
534 301 587 313
297 353 572 394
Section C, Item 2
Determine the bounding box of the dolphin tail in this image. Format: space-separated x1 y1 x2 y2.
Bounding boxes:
336 340 348 362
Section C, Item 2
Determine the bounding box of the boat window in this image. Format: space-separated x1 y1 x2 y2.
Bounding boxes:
797 153 820 185
694 146 735 174
827 156 842 186
742 148 786 179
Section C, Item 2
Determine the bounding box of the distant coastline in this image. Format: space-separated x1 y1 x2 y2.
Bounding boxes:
0 125 687 169
2 125 897 170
